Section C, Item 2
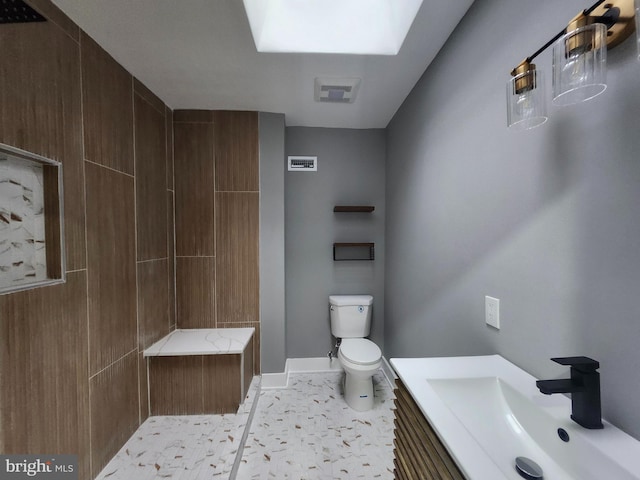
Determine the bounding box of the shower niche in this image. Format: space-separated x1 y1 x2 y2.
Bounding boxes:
0 143 65 295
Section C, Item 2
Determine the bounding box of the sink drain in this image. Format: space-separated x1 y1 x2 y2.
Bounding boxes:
515 456 543 479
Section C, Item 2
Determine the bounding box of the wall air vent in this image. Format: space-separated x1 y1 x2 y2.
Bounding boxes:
0 0 46 24
288 156 317 172
314 77 361 104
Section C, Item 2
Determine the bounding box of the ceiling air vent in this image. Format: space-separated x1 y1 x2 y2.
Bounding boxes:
288 156 317 172
314 77 361 104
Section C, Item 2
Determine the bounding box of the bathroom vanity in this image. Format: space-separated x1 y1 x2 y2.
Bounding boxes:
391 355 640 480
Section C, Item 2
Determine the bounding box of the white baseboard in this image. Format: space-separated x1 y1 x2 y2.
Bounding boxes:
286 356 343 373
261 357 343 389
261 356 396 390
260 371 288 389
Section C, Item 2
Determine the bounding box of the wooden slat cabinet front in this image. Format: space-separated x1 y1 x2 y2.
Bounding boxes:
393 380 466 480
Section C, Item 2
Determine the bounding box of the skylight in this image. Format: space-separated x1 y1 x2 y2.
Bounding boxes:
243 0 423 55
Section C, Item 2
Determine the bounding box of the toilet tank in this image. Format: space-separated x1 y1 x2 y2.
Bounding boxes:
329 295 373 338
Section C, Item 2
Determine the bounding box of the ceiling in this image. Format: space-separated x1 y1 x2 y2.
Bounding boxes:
51 0 474 129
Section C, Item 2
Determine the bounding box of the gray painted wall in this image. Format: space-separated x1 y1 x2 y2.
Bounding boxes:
385 0 640 439
259 112 286 373
286 127 386 358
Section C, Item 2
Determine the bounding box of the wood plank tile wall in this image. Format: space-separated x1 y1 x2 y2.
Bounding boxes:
85 161 137 376
148 353 245 415
0 1 175 478
173 110 261 374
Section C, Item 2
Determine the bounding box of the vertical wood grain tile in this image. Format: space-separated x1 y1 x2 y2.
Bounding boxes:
138 352 149 424
86 162 137 375
148 356 203 415
215 192 259 324
166 107 174 191
176 257 215 329
27 0 80 40
203 355 241 414
135 93 167 261
173 110 214 123
0 272 90 479
43 164 63 279
167 191 176 328
214 111 258 192
81 32 134 175
173 122 215 256
137 259 169 350
0 20 86 270
133 78 165 115
90 353 139 478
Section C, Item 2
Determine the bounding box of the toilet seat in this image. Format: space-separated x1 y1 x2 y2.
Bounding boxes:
339 338 381 366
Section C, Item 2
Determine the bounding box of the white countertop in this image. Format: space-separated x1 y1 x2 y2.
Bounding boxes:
143 328 255 357
392 355 517 479
390 355 640 480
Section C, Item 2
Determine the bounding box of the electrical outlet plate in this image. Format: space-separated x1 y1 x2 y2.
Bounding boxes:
485 296 500 329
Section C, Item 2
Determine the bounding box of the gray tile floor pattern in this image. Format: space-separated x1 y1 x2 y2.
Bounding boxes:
95 371 395 480
236 371 395 480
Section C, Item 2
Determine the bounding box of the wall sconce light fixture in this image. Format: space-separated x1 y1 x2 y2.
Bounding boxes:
507 0 636 130
506 60 548 130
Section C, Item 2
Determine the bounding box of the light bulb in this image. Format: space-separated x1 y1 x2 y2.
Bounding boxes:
515 91 535 119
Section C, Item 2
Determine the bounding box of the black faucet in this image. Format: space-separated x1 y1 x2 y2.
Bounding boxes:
536 356 603 429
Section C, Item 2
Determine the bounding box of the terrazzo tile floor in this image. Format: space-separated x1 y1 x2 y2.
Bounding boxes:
237 371 395 480
94 378 260 480
95 371 395 480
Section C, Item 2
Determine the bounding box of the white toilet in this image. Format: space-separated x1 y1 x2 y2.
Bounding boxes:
329 294 382 411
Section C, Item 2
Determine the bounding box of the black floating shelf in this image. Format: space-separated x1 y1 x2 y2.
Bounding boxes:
333 242 375 261
333 206 375 213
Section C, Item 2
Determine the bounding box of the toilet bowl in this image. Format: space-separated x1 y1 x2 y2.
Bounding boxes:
329 294 381 411
338 338 382 411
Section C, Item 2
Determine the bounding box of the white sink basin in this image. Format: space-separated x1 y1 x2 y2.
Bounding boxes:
391 355 640 480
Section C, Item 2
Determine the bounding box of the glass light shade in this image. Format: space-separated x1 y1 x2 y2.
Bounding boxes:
552 23 607 106
507 69 548 130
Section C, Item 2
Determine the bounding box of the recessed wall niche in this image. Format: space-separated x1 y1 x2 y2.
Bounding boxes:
0 143 65 294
